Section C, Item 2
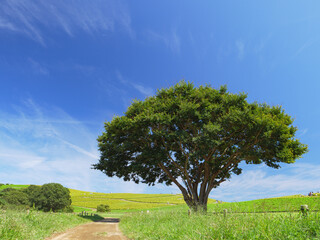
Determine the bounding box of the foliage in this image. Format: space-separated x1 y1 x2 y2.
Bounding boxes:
36 183 72 212
0 209 93 240
23 185 41 207
0 188 29 206
61 205 74 213
95 81 308 211
97 204 111 212
120 210 320 240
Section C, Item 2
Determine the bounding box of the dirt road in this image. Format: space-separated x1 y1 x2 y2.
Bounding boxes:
46 218 128 240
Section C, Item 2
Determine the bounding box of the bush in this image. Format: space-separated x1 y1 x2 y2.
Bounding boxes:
0 198 6 206
0 189 29 206
36 183 72 212
1 188 16 193
23 185 41 207
60 205 74 213
97 204 110 212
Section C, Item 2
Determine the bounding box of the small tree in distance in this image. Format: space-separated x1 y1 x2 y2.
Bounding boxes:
94 81 308 212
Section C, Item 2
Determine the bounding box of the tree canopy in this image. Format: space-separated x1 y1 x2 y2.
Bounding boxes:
94 81 308 211
36 183 72 212
0 188 29 206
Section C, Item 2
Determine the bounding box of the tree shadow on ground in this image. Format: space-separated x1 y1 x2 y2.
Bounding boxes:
98 218 120 223
78 214 104 222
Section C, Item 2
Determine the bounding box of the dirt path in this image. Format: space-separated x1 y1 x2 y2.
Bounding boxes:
46 218 128 240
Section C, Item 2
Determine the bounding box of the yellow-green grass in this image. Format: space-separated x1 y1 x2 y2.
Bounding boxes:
70 189 216 210
120 210 320 240
0 184 29 190
208 196 320 213
0 209 98 240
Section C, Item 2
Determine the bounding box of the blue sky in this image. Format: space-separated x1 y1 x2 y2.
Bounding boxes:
0 0 319 202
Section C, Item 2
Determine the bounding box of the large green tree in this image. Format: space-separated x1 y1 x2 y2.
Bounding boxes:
94 81 308 212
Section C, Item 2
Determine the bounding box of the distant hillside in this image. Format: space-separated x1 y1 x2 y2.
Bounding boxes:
70 189 216 210
208 195 320 213
0 184 216 210
4 184 319 212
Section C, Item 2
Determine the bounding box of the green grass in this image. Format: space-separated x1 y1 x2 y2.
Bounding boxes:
70 189 216 210
2 185 320 239
120 210 320 239
0 184 29 190
208 196 320 213
0 209 98 240
72 206 95 213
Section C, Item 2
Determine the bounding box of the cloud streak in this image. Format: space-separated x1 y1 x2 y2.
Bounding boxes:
210 163 320 202
0 98 158 194
147 29 181 54
235 40 245 60
0 99 99 189
0 0 133 45
116 70 154 96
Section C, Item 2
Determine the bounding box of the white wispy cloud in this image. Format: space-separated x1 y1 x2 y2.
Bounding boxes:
0 17 18 31
254 33 273 54
210 163 320 202
235 40 245 60
292 38 319 59
298 128 308 136
116 70 154 96
131 83 153 96
28 58 49 75
0 98 168 195
0 98 146 193
0 0 133 45
147 29 181 54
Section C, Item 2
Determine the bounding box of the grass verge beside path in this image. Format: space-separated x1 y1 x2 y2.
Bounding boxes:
0 209 98 240
120 210 320 239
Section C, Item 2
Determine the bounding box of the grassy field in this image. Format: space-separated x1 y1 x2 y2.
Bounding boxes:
2 184 319 213
120 210 320 239
208 196 320 213
70 189 216 210
2 184 320 239
120 195 320 239
0 209 100 240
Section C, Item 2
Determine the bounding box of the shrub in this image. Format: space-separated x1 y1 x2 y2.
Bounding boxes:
0 198 6 206
1 188 16 193
23 185 41 207
1 189 29 206
61 205 74 213
36 183 72 212
97 204 110 212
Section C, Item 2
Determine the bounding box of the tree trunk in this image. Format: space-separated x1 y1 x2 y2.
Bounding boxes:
191 203 207 213
181 191 209 213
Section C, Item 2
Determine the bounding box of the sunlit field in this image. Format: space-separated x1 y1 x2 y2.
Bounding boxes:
0 209 93 240
121 210 320 239
70 189 216 210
